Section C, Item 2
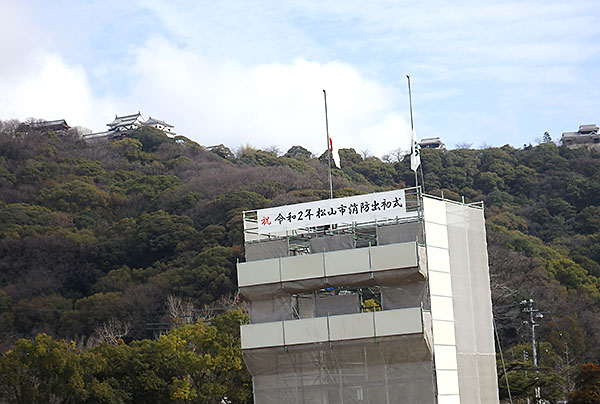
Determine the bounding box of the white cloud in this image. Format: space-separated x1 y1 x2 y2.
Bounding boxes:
126 37 410 156
139 0 600 83
139 0 320 63
133 0 600 149
0 23 410 157
0 2 44 78
0 53 114 130
0 1 116 129
3 0 600 152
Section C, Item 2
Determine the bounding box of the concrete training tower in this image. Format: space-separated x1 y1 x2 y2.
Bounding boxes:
237 187 499 404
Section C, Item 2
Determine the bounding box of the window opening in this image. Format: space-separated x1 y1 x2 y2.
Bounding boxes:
290 286 382 320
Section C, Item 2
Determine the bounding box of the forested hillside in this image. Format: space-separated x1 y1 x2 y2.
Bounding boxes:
1 124 599 402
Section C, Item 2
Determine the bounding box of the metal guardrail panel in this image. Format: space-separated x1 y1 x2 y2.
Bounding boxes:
283 317 329 345
280 253 323 282
237 258 280 287
240 307 425 349
241 321 284 349
375 307 423 337
370 242 418 271
237 241 420 289
323 248 370 277
328 312 374 341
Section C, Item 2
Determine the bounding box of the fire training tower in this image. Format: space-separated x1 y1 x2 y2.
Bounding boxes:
237 188 499 404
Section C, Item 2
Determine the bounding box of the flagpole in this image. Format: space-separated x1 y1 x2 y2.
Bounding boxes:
407 75 419 189
323 89 333 199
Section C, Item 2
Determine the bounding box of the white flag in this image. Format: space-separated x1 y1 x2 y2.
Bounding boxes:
330 137 341 168
410 128 421 172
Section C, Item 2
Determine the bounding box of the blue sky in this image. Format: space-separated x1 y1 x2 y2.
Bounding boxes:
1 0 599 156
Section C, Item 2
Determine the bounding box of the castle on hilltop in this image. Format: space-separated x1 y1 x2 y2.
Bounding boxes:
419 136 446 150
16 119 72 135
560 124 600 151
83 112 175 142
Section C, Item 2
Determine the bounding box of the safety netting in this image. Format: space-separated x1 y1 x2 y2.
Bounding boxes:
243 335 435 404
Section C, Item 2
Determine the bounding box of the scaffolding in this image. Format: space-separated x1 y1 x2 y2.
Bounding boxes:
238 189 498 404
244 335 435 404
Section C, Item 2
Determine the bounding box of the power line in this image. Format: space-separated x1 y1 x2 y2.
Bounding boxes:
494 315 514 404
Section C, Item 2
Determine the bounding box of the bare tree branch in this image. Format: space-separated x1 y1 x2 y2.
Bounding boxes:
166 295 195 325
95 318 131 344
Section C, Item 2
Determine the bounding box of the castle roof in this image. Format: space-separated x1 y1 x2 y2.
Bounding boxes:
419 137 442 145
30 119 70 129
419 137 446 150
144 117 174 127
107 112 144 128
578 124 599 134
562 123 599 138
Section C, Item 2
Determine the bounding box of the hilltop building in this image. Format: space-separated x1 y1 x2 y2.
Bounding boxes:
106 112 146 134
237 188 499 404
419 137 446 150
16 119 71 134
83 112 175 142
560 124 600 151
143 117 175 134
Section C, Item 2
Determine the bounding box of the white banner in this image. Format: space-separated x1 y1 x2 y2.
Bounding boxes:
256 189 415 233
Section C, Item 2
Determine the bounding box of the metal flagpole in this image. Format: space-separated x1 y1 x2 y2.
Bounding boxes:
407 75 419 189
323 89 334 199
419 156 426 193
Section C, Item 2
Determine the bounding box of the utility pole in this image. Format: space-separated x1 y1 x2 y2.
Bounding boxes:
521 299 544 404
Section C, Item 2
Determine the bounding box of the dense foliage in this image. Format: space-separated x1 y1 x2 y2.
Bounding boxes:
1 123 600 402
0 309 250 404
569 363 600 403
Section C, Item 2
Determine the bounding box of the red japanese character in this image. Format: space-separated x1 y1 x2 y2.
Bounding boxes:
261 216 272 226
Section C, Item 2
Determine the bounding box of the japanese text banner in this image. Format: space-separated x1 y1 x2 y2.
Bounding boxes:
256 189 414 233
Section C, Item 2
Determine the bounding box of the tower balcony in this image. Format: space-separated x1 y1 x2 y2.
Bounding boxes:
238 241 426 298
241 306 432 351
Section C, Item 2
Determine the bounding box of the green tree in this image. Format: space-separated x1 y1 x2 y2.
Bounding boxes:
0 334 86 403
576 206 600 234
542 131 552 143
352 157 397 187
86 310 251 403
129 127 173 153
546 258 600 300
63 292 124 336
569 363 600 404
497 343 564 402
157 246 239 305
284 145 312 159
337 148 362 167
131 211 198 267
38 179 109 213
